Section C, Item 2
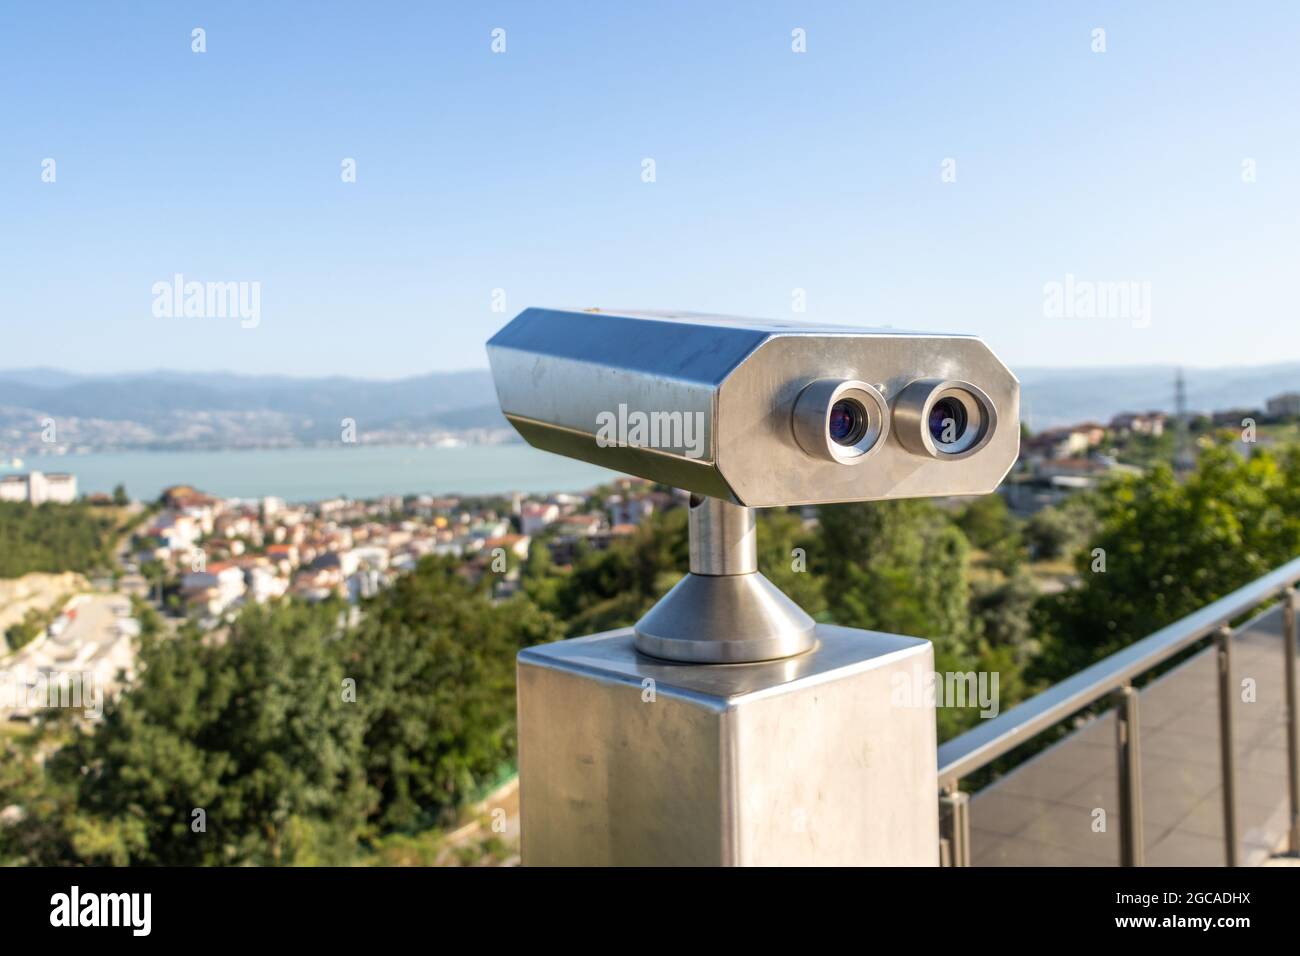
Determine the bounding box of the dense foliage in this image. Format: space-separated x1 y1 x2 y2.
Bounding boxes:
347 561 560 831
5 607 56 652
1034 446 1300 676
1024 493 1099 561
818 499 972 655
0 501 119 578
2 559 561 866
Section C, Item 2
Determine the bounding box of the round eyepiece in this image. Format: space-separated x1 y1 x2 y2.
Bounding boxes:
829 398 868 446
928 397 968 445
894 379 997 460
792 380 890 464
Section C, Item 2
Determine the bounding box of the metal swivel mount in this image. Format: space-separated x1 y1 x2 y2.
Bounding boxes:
633 495 816 663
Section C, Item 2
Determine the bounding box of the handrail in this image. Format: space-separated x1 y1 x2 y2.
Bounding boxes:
938 554 1300 788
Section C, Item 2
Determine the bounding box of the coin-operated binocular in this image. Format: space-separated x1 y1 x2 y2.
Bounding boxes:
487 308 1019 865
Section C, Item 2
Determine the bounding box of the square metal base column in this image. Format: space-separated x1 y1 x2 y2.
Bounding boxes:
517 623 939 866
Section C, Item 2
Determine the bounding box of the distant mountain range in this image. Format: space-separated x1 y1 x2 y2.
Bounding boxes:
0 368 500 423
0 362 1297 452
1017 363 1300 429
0 368 506 453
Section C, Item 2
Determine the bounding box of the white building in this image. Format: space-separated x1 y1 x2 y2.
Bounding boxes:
180 564 247 616
349 546 390 572
0 471 77 504
1109 412 1167 437
485 534 531 560
246 566 288 604
520 502 560 535
0 475 25 502
150 512 202 552
608 496 654 527
183 503 216 536
38 472 76 503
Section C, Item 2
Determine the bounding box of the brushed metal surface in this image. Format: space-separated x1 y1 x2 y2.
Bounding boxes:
687 495 756 575
633 571 817 662
518 624 940 865
487 307 1020 507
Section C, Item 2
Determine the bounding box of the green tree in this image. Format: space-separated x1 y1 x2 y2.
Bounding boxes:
4 607 48 652
958 493 1025 574
932 640 1031 742
112 484 129 507
1035 447 1300 677
344 557 563 831
0 734 78 866
957 494 1013 551
39 601 372 865
1024 493 1100 562
756 509 826 617
12 556 567 865
520 537 564 611
547 508 689 636
816 499 972 657
969 569 1038 662
0 501 116 578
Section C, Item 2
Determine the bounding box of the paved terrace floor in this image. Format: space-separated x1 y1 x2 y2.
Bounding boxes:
969 605 1297 866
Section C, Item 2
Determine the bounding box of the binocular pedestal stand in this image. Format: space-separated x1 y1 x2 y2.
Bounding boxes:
633 496 817 663
516 494 940 865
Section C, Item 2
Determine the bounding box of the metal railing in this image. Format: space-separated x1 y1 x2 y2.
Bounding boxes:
938 556 1300 867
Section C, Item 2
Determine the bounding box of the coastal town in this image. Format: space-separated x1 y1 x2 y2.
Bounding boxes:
4 388 1300 728
0 472 677 724
107 387 1300 621
122 479 683 622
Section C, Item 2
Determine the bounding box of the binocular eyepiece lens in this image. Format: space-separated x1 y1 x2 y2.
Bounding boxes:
829 398 869 446
792 380 889 464
894 379 997 460
796 378 996 464
928 397 968 444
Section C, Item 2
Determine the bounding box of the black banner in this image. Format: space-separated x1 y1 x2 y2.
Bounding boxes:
0 864 1284 941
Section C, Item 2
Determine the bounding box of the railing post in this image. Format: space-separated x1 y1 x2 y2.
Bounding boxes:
1215 625 1238 867
1113 683 1144 866
939 785 971 867
1283 586 1300 855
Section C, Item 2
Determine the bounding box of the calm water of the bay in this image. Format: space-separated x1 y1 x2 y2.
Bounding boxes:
4 445 618 503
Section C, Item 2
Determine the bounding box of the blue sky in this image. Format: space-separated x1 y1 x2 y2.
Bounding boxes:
2 1 1297 377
